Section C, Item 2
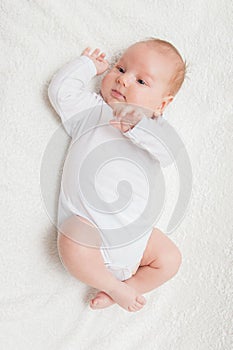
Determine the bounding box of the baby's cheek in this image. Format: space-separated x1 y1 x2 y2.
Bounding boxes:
127 92 141 105
100 78 107 97
101 74 111 91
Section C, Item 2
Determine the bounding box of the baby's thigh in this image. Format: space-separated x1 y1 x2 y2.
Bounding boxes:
58 215 102 247
139 228 182 268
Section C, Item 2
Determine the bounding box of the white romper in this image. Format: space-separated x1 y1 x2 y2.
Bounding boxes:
48 55 173 281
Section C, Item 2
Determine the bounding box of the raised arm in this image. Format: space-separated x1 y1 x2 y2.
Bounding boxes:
48 48 109 137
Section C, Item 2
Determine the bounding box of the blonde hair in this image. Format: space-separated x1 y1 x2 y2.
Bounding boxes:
138 37 187 96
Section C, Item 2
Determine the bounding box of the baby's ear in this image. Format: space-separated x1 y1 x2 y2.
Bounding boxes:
165 95 174 105
160 95 174 113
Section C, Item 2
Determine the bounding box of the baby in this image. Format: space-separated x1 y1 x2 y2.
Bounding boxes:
48 38 185 312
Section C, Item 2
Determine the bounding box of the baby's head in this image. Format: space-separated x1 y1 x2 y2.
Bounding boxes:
101 38 186 117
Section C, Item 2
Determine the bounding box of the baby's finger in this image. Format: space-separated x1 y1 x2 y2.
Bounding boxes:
122 119 133 128
109 119 131 133
96 53 106 61
91 48 101 57
121 121 132 132
109 119 122 131
82 47 91 55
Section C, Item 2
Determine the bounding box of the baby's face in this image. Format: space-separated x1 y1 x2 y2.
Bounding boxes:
101 42 175 116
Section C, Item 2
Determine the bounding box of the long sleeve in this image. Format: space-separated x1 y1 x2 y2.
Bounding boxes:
123 115 183 167
48 55 103 137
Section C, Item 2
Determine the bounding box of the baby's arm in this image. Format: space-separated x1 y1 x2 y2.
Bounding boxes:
48 48 108 137
109 103 182 167
123 115 182 167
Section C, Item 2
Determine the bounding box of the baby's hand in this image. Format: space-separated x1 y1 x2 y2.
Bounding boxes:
109 103 149 133
81 47 109 75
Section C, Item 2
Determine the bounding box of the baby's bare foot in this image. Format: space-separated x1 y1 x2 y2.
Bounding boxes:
100 282 146 312
90 291 115 309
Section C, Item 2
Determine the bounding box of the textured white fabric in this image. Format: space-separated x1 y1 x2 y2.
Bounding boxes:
1 0 232 349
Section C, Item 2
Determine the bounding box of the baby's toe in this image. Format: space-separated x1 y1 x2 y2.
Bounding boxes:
136 295 146 305
135 301 144 309
128 304 138 312
128 301 143 312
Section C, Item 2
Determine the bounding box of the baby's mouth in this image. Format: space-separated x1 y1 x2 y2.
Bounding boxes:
111 89 126 100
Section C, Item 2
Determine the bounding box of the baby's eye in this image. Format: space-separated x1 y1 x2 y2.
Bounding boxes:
117 66 125 73
137 79 146 85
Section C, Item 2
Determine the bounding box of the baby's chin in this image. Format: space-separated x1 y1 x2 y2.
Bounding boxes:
100 91 123 108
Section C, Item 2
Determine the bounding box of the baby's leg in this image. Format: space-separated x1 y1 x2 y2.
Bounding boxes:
125 227 182 292
57 216 146 312
91 227 182 309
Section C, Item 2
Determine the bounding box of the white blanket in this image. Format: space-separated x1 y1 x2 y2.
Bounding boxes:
1 0 232 349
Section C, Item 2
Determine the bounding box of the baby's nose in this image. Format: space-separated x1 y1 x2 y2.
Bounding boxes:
117 73 134 87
